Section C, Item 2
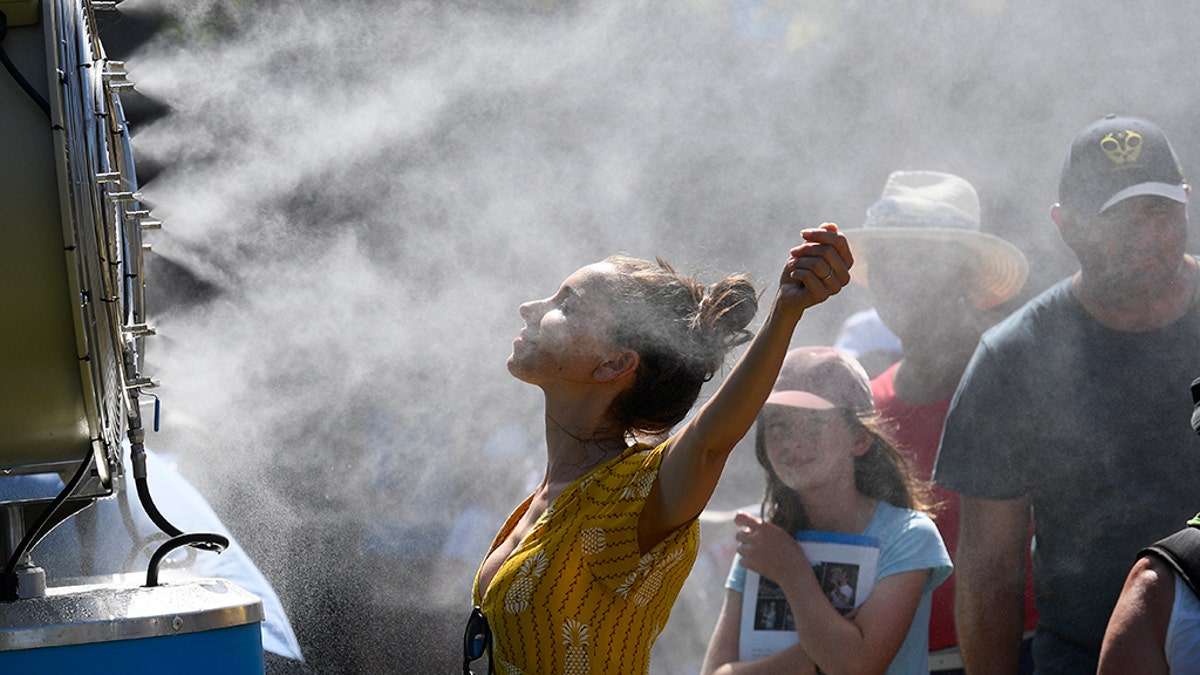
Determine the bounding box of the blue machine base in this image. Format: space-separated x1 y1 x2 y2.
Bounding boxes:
0 622 264 674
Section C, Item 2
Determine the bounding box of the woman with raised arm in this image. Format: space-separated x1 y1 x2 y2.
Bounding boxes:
465 224 853 674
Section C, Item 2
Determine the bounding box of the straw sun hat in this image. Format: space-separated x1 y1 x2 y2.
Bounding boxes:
843 170 1029 310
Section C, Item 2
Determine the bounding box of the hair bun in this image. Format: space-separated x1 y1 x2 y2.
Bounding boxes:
697 274 757 353
604 256 759 435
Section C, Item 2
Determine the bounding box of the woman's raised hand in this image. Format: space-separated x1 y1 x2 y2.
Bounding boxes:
778 223 853 312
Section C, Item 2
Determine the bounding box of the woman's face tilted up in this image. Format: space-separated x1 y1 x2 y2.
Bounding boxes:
507 262 624 388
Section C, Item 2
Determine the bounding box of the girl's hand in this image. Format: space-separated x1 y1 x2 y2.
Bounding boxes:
734 511 807 584
778 223 853 313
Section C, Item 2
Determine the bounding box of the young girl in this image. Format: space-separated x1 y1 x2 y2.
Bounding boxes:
701 346 952 675
469 225 854 674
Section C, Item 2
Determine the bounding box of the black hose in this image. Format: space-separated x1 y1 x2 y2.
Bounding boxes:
145 532 229 587
135 474 183 537
130 418 223 554
1 450 94 601
0 11 52 119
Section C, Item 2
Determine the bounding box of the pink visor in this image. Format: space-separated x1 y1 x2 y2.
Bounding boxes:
764 389 838 410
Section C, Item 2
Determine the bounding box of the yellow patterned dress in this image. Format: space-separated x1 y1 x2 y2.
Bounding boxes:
472 440 700 674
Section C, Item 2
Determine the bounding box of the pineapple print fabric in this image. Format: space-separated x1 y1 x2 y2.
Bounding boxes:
473 440 700 674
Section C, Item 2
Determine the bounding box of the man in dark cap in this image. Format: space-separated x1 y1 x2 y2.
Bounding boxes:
934 115 1200 673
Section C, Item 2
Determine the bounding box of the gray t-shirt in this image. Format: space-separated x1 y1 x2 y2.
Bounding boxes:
936 278 1200 673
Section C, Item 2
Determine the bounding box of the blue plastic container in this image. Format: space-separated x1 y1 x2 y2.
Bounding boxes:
0 578 265 674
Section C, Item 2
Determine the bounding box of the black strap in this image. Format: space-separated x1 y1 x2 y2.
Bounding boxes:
1190 376 1200 435
1139 524 1200 600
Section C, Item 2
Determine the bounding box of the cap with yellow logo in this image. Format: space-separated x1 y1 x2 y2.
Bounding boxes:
1058 114 1187 219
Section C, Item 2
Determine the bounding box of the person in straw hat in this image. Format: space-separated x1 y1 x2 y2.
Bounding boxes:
843 170 1036 674
935 115 1200 673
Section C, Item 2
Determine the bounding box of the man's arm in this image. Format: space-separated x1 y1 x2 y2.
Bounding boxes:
955 495 1030 674
1097 555 1173 674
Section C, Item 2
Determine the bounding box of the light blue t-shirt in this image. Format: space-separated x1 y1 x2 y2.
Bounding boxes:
726 501 951 674
1167 572 1200 672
